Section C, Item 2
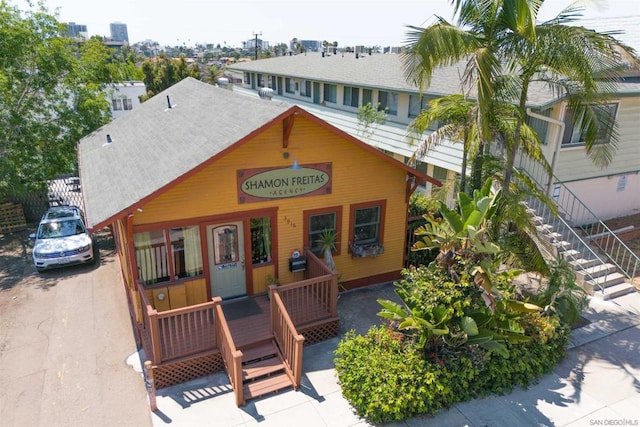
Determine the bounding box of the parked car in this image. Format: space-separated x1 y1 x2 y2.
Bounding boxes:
31 206 94 272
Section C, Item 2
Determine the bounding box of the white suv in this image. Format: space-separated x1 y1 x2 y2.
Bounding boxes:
32 206 94 272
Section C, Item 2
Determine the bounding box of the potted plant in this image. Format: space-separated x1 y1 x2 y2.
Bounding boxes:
316 229 338 272
266 274 280 300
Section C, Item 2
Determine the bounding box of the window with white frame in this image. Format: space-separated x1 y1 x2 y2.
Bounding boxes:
112 98 133 111
285 77 296 94
378 91 398 115
343 86 359 108
408 94 438 129
562 103 618 146
300 80 312 97
324 83 337 103
362 89 372 106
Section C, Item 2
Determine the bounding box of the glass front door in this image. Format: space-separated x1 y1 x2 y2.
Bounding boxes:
207 222 246 299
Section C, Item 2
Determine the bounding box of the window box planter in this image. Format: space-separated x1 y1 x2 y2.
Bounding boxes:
350 241 384 258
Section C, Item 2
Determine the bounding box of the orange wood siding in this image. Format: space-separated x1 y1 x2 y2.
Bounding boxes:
252 264 276 294
185 278 208 305
128 115 409 289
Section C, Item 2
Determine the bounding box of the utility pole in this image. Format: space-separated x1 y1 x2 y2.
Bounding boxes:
253 31 262 60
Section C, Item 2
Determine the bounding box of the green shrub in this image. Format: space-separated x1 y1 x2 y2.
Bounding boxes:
334 315 570 423
334 326 450 423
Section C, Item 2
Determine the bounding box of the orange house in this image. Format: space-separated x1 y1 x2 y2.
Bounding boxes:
78 77 438 403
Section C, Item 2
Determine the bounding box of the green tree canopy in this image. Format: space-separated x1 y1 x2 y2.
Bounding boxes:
0 2 113 197
140 53 201 101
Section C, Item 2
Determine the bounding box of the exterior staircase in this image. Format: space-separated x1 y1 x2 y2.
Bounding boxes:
525 200 635 300
514 153 639 300
239 340 294 402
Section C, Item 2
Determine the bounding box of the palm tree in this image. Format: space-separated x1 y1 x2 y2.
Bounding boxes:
402 0 635 193
408 94 481 194
408 93 549 195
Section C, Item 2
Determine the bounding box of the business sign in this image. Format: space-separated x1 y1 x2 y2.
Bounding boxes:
237 162 332 203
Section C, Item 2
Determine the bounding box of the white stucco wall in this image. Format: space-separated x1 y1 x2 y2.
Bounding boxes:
560 173 640 221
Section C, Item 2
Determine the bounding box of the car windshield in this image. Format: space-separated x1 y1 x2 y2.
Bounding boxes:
38 219 85 239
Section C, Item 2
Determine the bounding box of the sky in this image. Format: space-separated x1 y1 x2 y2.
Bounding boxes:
13 0 640 48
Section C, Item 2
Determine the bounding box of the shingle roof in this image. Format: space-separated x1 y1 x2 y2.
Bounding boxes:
229 52 466 96
78 77 291 229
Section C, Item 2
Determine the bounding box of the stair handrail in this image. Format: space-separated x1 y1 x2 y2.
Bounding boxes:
516 153 639 281
212 297 244 406
269 286 305 389
524 193 610 295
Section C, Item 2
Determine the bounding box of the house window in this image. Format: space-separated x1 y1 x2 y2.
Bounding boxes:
285 78 296 94
250 217 272 264
300 80 312 98
562 103 618 146
169 226 203 279
350 200 386 246
343 86 359 108
113 98 133 112
324 83 337 103
378 91 398 115
134 230 170 285
362 89 372 106
304 206 343 255
244 72 251 85
134 226 204 285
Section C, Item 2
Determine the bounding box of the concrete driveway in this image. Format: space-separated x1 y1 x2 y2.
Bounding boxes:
0 229 151 427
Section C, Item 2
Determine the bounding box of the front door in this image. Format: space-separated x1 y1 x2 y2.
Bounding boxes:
313 82 320 104
207 222 246 299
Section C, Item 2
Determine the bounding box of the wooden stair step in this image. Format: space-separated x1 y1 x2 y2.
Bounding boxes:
241 341 278 364
243 357 285 381
243 372 293 400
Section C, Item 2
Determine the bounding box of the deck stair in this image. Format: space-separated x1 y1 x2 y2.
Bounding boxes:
522 197 635 300
240 340 293 402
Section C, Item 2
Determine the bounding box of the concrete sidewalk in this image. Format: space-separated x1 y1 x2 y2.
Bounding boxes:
142 283 640 427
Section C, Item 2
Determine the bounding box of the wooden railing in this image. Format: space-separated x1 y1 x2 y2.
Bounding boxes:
213 297 244 406
137 281 218 365
269 288 304 389
304 247 335 279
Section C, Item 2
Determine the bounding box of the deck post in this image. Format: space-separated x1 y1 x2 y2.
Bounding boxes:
329 273 339 318
147 307 162 364
143 360 157 412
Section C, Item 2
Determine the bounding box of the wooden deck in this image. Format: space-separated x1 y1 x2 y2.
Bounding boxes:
222 296 273 349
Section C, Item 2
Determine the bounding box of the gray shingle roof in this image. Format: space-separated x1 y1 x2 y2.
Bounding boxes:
229 52 466 96
78 77 291 229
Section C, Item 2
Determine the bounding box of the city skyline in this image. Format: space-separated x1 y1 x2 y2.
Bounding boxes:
15 0 640 48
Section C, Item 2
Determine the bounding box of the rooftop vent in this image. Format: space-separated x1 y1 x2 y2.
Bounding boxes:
258 87 274 100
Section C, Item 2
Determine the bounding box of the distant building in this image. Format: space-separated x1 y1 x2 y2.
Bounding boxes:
110 22 129 43
296 40 322 52
66 22 87 38
105 81 146 120
384 46 403 54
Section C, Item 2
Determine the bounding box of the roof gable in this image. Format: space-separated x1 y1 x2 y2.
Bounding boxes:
78 78 432 229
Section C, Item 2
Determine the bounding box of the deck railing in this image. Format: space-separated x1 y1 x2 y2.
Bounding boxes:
269 289 304 389
213 297 244 406
304 247 335 279
137 282 218 364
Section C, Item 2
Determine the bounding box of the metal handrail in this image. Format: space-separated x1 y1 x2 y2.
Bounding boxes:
517 153 639 281
523 193 610 294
